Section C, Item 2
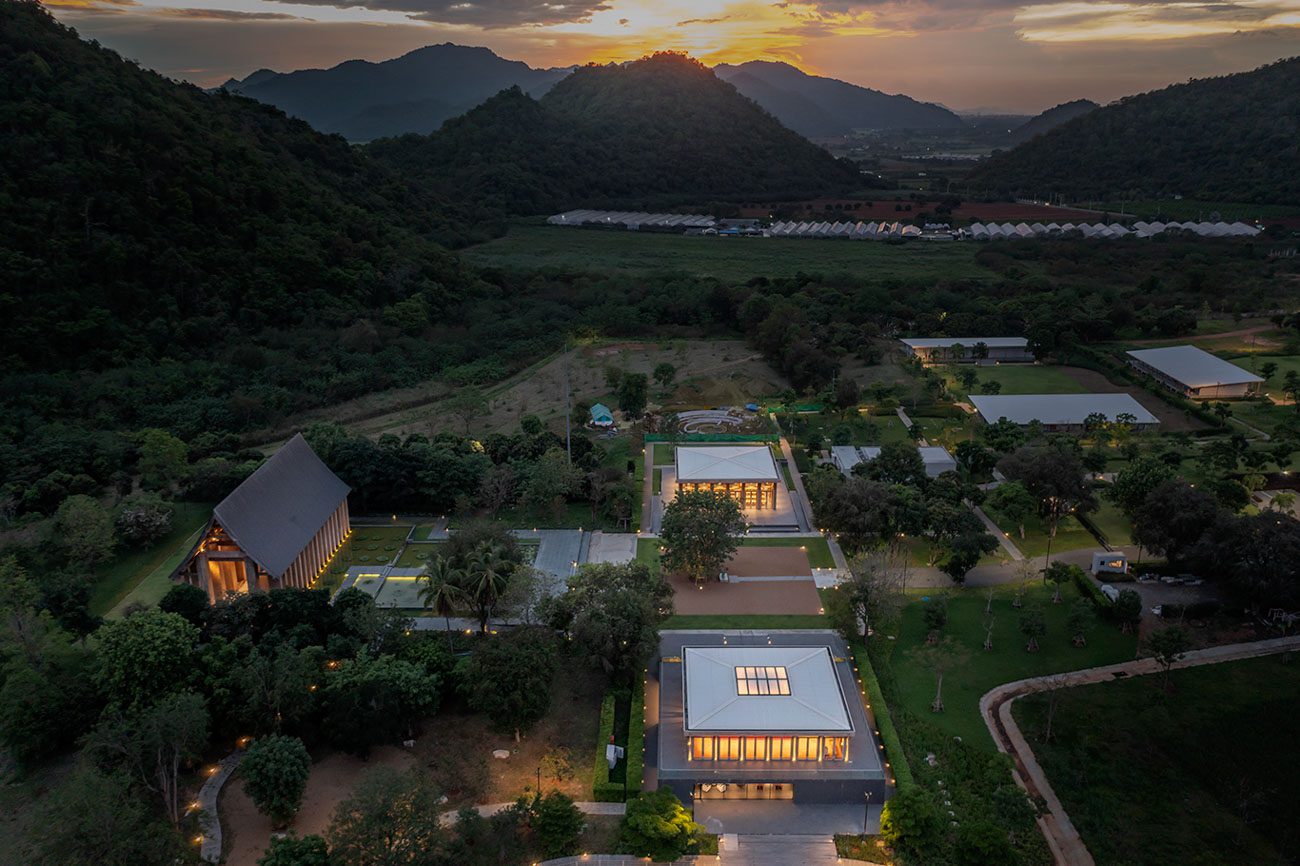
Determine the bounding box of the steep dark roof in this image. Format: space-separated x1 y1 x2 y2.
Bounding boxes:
213 433 350 578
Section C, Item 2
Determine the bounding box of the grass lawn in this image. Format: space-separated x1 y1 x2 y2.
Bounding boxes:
982 509 1099 558
739 535 835 569
890 582 1138 748
1014 655 1300 865
91 501 211 618
652 442 676 465
319 525 413 595
938 363 1090 398
465 224 995 283
1087 500 1133 546
490 501 611 531
394 542 444 568
794 411 912 447
911 416 976 448
653 468 662 495
780 462 795 490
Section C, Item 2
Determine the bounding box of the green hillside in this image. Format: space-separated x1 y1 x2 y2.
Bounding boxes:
367 52 860 215
967 58 1300 205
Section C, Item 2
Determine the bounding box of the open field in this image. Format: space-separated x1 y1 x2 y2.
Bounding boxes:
890 582 1138 748
982 510 1098 559
1014 655 1300 865
465 224 995 282
938 363 1089 397
90 502 212 617
351 339 786 441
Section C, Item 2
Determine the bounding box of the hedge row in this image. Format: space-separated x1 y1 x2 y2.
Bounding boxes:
1073 569 1114 611
591 692 619 802
590 677 647 802
850 643 915 790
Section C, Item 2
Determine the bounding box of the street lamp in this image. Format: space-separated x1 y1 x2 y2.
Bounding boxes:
864 791 873 832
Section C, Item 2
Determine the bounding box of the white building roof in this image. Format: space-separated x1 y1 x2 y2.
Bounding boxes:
1126 345 1263 388
676 445 779 483
969 393 1159 426
683 645 852 733
900 337 1028 349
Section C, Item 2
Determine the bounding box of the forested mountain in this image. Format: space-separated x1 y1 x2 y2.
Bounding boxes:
714 61 964 136
368 53 862 215
223 43 569 141
969 59 1300 204
0 1 496 512
1009 98 1098 144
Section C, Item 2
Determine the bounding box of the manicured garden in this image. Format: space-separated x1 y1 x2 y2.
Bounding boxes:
1014 655 1300 865
318 525 412 594
889 583 1138 748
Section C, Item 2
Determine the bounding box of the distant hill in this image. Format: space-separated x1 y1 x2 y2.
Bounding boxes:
968 59 1300 205
1009 99 1098 144
714 61 964 136
368 53 862 216
223 43 569 140
0 0 473 380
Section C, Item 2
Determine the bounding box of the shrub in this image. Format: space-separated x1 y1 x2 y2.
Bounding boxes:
618 788 706 862
257 835 330 866
241 735 311 827
158 582 209 626
532 792 585 859
879 786 941 849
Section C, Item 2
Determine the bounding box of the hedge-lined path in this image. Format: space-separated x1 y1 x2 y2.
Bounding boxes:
438 800 625 827
981 634 1300 866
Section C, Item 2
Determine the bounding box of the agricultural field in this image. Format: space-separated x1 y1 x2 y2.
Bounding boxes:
465 224 997 282
1014 655 1300 865
890 582 1138 748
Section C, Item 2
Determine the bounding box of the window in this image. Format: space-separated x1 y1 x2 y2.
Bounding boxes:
717 737 742 760
796 736 821 761
744 737 767 761
825 737 847 761
691 737 714 760
770 736 793 760
735 665 791 696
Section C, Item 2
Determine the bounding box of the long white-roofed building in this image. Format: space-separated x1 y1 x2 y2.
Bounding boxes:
900 337 1033 364
1126 345 1264 399
675 445 781 510
969 393 1159 432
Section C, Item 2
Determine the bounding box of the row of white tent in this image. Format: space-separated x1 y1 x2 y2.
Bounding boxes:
768 220 923 238
547 209 715 228
967 220 1260 240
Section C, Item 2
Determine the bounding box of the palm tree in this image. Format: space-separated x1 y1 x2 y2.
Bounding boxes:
419 557 466 650
465 542 513 634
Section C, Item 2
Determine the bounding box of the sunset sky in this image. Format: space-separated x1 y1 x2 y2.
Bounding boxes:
48 0 1300 112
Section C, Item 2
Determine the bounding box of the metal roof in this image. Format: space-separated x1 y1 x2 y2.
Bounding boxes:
1126 345 1263 388
968 393 1159 426
899 337 1028 349
212 434 350 579
675 445 779 482
683 646 852 733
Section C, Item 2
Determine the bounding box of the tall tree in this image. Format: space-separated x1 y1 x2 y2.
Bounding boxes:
327 768 449 865
617 372 649 418
94 610 199 709
241 735 312 828
986 481 1035 539
659 490 745 584
52 493 115 568
1147 626 1192 690
419 557 467 648
463 627 557 741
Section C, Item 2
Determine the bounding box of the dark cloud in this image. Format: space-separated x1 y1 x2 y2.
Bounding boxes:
156 7 302 20
262 0 612 28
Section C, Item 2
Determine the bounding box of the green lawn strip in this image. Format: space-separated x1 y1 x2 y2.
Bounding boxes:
739 536 835 569
490 501 608 531
464 224 994 282
652 468 662 496
1086 500 1133 546
92 502 211 617
591 691 619 801
890 582 1138 749
652 442 676 465
780 462 795 490
394 542 444 568
981 509 1098 559
661 614 828 629
1013 655 1300 865
938 363 1089 398
848 643 914 790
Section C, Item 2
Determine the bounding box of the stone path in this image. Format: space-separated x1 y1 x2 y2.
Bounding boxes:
197 748 245 863
971 504 1024 562
981 634 1300 866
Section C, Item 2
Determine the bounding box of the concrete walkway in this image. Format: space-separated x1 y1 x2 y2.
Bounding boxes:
440 800 625 827
981 634 1300 866
775 436 814 532
895 407 914 430
197 748 245 863
971 504 1025 562
642 444 656 533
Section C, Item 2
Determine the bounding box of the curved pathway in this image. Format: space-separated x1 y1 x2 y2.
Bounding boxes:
198 748 246 863
981 634 1300 866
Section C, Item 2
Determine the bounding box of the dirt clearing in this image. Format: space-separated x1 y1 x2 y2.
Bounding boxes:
1059 366 1211 431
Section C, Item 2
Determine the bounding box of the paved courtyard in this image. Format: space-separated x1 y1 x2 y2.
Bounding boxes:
513 529 585 593
585 531 637 565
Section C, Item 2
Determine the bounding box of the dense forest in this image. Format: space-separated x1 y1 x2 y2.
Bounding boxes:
968 57 1300 204
366 53 862 216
